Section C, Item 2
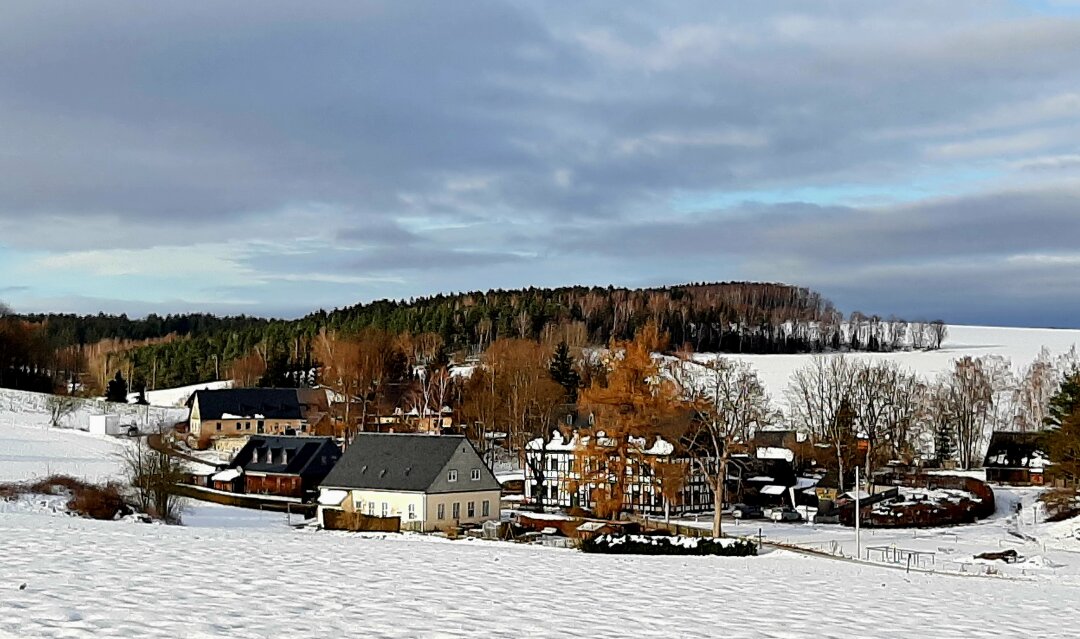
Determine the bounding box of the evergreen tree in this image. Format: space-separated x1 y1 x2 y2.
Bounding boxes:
1046 369 1080 428
934 421 955 465
1044 370 1080 486
105 371 129 403
1044 411 1080 485
133 379 150 405
548 340 580 403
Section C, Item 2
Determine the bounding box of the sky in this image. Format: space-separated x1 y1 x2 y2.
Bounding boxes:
2 1 1080 327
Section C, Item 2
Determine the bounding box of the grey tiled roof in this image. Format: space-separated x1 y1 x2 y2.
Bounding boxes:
320 433 500 494
194 388 303 421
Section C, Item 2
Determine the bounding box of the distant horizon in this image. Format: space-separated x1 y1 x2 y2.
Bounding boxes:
6 279 1080 331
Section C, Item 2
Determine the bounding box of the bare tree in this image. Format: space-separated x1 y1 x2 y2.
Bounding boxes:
670 355 776 536
934 357 995 469
929 320 948 350
1015 348 1063 431
119 437 186 523
787 356 856 492
46 394 79 428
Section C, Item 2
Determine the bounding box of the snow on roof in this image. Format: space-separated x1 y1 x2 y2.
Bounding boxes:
760 484 787 495
577 521 607 532
527 431 675 456
747 476 774 482
318 489 348 506
756 447 794 462
794 477 819 490
211 468 242 482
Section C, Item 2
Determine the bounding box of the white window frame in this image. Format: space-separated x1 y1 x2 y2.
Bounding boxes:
467 501 475 518
471 468 481 481
408 503 416 520
448 469 458 482
437 503 446 520
452 502 460 519
482 500 490 517
381 502 389 517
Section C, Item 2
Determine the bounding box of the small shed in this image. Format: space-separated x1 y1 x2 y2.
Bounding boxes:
984 432 1047 486
89 414 122 436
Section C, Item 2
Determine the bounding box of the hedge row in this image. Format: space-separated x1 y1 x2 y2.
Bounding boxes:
581 535 758 556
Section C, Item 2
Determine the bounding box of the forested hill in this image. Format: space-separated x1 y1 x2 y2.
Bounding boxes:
24 282 838 351
5 282 939 391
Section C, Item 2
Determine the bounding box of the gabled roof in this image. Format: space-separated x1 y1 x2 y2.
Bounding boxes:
984 431 1046 469
320 433 500 494
194 388 303 421
230 435 341 476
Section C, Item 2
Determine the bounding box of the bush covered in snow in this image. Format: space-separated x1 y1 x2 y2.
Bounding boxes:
581 534 757 556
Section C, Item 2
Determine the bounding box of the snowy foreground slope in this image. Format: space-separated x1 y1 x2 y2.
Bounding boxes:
0 512 1076 639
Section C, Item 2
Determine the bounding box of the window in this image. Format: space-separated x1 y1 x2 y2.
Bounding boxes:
216 422 222 431
447 469 458 482
549 457 558 471
381 502 389 517
452 502 460 519
236 421 242 430
565 413 573 425
368 502 375 516
245 421 251 429
471 468 481 481
568 459 575 473
257 420 264 429
408 503 416 520
467 501 475 518
437 503 445 520
482 500 490 517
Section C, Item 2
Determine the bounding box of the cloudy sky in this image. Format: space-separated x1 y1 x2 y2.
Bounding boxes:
2 1 1080 327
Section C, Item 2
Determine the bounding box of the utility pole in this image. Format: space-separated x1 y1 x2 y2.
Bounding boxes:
855 466 861 559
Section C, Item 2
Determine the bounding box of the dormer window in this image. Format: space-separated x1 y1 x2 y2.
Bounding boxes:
448 469 458 482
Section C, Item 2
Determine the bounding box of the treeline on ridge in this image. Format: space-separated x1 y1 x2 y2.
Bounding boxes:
2 282 945 392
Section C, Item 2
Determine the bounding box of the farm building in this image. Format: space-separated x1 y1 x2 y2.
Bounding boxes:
214 435 342 498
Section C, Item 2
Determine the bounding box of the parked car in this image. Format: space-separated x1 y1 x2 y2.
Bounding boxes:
731 503 764 519
767 506 803 522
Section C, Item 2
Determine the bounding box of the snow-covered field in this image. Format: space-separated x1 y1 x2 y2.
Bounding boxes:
3 417 1080 637
703 324 1080 406
0 421 125 483
2 510 1079 639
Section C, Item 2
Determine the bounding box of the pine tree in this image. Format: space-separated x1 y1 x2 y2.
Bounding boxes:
1044 370 1080 486
1046 370 1080 428
548 340 580 403
934 421 955 465
1044 411 1080 485
105 371 128 403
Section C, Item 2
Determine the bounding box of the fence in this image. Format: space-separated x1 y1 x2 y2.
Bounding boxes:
321 509 401 533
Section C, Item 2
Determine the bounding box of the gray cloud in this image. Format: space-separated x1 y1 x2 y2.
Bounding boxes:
1 1 1079 325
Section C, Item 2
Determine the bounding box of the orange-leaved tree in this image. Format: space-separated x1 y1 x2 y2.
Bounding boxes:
575 322 686 520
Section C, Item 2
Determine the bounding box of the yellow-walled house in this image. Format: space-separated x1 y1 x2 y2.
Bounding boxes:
188 388 309 447
317 433 502 532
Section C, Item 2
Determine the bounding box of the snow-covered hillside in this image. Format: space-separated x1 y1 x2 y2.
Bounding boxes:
0 421 125 483
128 380 232 407
696 324 1080 406
0 388 189 433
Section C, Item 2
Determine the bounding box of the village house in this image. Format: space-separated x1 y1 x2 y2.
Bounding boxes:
316 433 502 532
188 388 316 453
984 431 1047 486
523 431 717 517
211 435 342 498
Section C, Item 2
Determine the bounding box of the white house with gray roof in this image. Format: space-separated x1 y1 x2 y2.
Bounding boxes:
317 433 502 532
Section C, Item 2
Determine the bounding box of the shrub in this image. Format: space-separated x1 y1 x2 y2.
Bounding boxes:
1040 488 1080 522
67 483 131 520
581 534 758 556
